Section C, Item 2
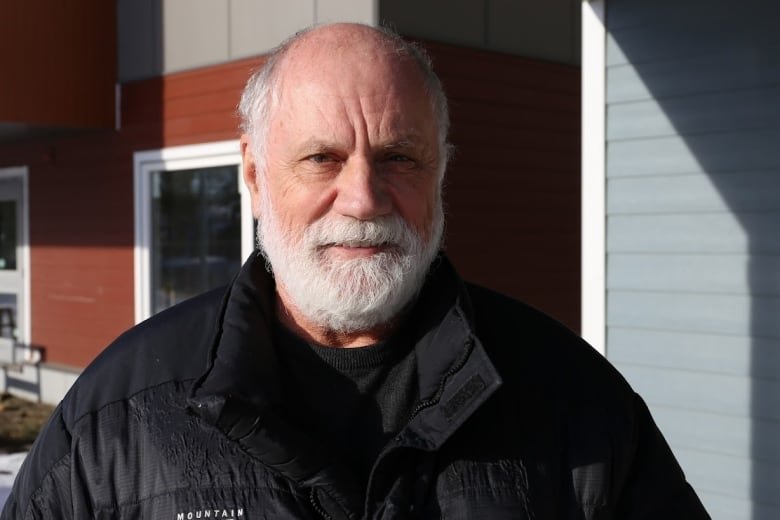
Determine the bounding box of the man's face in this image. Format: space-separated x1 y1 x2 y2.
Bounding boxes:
242 30 444 335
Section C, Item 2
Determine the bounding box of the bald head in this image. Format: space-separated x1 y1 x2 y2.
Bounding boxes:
238 23 450 176
281 23 408 70
238 24 447 342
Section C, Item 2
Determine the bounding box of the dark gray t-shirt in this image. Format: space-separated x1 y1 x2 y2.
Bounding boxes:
274 322 419 486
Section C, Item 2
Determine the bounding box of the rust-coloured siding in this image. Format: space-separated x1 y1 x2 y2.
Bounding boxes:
0 56 261 368
0 0 116 129
0 42 578 369
428 43 581 331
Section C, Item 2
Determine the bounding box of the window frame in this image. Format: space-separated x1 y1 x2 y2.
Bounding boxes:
581 0 607 355
133 140 252 323
0 166 30 348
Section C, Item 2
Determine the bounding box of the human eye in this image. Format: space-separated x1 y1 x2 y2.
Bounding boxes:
307 153 334 164
379 146 417 164
298 151 342 177
387 153 413 162
379 149 420 173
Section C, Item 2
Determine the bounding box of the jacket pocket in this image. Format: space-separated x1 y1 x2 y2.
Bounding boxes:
428 459 533 519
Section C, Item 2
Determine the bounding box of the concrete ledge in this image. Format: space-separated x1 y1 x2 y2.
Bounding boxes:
1 362 81 406
39 363 80 405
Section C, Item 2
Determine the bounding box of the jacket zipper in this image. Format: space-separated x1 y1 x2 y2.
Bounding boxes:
408 336 474 419
362 336 476 516
309 488 333 520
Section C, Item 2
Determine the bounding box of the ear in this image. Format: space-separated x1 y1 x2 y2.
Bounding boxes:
240 134 263 218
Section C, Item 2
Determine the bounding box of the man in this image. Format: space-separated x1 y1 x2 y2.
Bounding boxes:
2 24 708 519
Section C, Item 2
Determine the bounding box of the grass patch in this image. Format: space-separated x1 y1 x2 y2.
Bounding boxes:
0 393 54 453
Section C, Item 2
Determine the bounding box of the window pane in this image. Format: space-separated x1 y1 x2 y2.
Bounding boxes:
0 200 17 270
0 292 17 363
150 166 241 314
0 292 17 340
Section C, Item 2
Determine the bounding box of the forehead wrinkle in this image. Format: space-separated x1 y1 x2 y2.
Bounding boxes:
272 28 437 156
367 91 424 146
273 79 357 147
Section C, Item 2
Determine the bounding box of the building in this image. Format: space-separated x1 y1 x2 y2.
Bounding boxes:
0 2 580 403
582 1 780 518
5 0 776 518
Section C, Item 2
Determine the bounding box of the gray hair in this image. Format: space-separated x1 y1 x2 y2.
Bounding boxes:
237 24 451 177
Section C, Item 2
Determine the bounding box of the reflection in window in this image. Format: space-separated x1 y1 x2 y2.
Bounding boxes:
0 292 17 340
0 201 17 270
151 166 241 314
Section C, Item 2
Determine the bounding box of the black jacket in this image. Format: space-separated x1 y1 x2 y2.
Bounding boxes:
2 253 709 519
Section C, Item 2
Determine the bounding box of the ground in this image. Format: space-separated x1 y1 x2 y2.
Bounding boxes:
0 393 53 454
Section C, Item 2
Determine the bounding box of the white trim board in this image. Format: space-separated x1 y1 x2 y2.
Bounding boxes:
0 166 31 349
133 140 251 324
581 0 607 355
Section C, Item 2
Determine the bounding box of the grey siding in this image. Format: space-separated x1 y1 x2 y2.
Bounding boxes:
117 0 581 82
380 0 581 65
605 1 780 519
117 0 376 81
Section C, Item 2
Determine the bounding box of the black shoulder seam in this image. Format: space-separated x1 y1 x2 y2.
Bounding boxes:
71 377 198 427
22 452 71 520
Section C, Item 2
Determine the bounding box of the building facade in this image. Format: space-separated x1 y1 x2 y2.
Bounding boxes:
8 0 776 518
0 0 580 401
583 1 780 518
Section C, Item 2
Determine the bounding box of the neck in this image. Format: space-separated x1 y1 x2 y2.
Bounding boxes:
274 290 398 348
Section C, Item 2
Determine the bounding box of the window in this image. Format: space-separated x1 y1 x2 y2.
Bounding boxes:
0 200 18 270
134 141 253 322
0 168 29 361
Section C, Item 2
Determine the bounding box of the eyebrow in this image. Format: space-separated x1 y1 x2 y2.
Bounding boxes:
296 139 337 152
381 139 417 150
295 136 427 154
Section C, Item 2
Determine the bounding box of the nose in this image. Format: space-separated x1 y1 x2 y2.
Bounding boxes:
332 158 392 220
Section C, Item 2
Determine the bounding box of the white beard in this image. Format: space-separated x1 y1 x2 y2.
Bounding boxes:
257 192 443 333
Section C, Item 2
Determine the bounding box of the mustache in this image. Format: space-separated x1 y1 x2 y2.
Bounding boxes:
303 215 418 250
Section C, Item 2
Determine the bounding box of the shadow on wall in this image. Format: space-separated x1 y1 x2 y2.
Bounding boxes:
607 1 780 519
423 42 582 332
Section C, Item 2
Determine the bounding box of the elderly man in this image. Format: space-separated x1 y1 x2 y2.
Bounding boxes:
2 24 708 519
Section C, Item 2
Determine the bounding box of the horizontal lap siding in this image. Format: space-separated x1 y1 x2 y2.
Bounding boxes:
608 328 780 384
605 1 780 518
0 42 581 367
0 56 262 368
426 42 581 331
0 0 115 128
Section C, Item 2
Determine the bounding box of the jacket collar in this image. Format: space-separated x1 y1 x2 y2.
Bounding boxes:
395 255 503 451
188 251 502 486
189 251 284 410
